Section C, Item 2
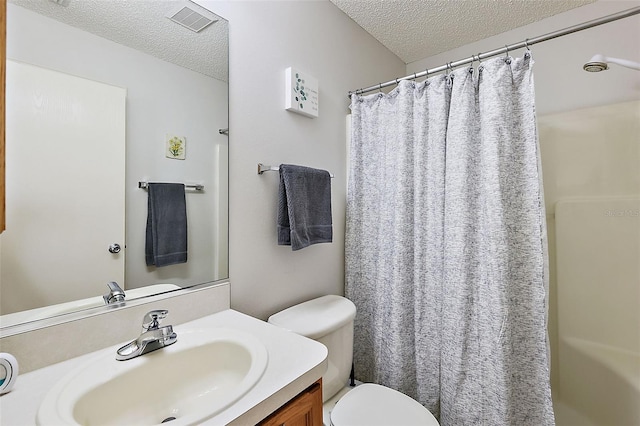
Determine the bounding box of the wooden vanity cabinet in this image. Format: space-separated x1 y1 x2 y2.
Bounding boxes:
258 379 323 426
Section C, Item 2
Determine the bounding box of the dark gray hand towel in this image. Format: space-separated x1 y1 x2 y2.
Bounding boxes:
278 164 332 251
145 183 188 267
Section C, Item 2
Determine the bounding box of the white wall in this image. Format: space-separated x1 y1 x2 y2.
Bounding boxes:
6 4 229 294
198 1 405 320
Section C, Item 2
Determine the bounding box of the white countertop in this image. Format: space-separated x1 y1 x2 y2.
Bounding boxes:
0 309 328 425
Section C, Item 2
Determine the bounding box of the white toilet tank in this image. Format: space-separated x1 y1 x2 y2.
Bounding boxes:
268 295 356 403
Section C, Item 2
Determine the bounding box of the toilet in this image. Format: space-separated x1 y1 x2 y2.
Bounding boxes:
268 295 440 426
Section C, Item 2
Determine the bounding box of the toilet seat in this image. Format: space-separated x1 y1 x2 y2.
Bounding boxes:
330 383 439 426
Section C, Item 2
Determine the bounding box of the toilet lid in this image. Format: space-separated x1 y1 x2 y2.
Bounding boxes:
330 383 440 426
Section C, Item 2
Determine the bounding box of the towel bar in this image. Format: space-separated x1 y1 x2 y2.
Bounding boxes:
138 181 204 191
257 163 334 178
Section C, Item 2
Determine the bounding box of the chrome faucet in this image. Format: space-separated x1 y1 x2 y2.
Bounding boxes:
103 281 126 305
116 310 178 361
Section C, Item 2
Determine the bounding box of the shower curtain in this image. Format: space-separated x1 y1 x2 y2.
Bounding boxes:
346 53 555 425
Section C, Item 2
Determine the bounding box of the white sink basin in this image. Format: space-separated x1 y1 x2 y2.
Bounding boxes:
37 328 268 425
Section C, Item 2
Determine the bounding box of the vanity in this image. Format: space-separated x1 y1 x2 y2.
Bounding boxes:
0 284 328 425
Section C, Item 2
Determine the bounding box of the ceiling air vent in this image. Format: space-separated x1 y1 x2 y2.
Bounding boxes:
166 3 218 33
48 0 71 6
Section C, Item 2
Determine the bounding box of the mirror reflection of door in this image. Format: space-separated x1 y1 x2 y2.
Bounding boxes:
1 60 126 315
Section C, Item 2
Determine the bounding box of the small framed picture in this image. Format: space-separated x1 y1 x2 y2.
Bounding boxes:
166 135 186 160
285 67 318 118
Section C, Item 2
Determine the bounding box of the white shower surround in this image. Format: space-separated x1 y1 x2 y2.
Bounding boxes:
555 197 640 425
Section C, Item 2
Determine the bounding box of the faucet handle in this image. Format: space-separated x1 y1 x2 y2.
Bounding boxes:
103 281 126 305
142 310 169 331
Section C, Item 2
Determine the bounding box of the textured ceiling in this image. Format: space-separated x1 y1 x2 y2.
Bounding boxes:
11 0 597 79
9 0 228 82
330 0 596 64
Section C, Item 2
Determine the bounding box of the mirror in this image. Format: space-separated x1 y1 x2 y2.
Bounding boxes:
0 0 229 330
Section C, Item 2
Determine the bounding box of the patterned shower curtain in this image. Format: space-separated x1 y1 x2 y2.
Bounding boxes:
346 53 555 425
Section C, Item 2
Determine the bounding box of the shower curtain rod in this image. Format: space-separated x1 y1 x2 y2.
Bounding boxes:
348 6 640 97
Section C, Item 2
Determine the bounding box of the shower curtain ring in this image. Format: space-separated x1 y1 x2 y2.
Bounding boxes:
378 83 383 93
524 38 531 51
504 45 512 64
470 56 478 73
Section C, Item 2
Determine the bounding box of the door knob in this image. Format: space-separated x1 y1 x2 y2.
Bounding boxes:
108 243 122 254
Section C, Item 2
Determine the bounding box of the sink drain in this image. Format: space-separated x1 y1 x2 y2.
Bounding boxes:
161 417 177 423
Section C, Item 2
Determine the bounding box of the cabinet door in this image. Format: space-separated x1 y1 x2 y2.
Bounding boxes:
258 380 323 426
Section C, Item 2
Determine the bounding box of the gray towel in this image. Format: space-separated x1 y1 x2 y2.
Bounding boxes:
278 164 332 251
145 183 188 267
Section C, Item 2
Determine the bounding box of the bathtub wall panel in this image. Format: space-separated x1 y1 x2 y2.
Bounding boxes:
538 99 640 397
556 198 640 353
555 197 640 424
